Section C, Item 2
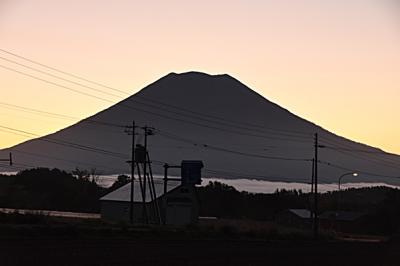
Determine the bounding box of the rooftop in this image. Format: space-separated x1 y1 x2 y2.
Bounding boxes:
288 209 312 219
100 180 180 203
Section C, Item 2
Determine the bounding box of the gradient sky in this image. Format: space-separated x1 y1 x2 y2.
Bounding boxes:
0 0 399 153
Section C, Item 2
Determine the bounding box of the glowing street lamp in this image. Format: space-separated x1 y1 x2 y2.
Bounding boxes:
337 172 358 219
338 172 358 191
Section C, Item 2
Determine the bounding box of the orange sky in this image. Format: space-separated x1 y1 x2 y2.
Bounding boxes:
0 0 399 153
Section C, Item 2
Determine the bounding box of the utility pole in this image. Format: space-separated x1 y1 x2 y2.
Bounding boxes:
310 159 315 194
141 126 154 224
310 158 315 221
162 163 182 225
313 133 319 239
164 163 169 195
142 126 148 224
125 121 136 224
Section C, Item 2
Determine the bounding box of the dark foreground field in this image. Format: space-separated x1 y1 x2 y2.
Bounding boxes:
1 236 399 266
0 213 397 266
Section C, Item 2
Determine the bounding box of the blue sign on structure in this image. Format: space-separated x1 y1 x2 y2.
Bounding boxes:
181 160 204 185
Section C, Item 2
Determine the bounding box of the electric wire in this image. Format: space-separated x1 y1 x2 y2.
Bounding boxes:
156 129 312 162
0 49 313 139
11 149 128 174
0 125 128 159
319 137 400 170
0 101 125 128
318 160 400 180
1 63 314 143
1 49 400 184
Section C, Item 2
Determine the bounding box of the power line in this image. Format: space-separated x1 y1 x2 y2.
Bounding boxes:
0 125 128 159
319 136 400 167
150 158 317 184
1 121 311 182
318 160 400 180
0 101 125 129
0 47 312 136
4 47 398 172
2 124 397 185
2 49 399 182
0 55 125 99
0 102 77 120
327 148 400 171
151 155 331 187
0 64 118 104
322 145 395 155
319 137 400 170
319 136 398 157
134 94 311 136
1 63 314 144
203 169 310 183
11 149 127 174
129 97 311 139
2 63 311 143
0 49 313 139
0 48 130 95
156 130 311 162
2 126 312 185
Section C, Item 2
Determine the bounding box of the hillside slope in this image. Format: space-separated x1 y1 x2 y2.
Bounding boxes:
1 72 399 185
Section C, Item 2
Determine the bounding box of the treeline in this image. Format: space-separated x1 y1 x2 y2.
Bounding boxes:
1 168 400 234
197 182 309 220
0 168 110 213
197 181 400 234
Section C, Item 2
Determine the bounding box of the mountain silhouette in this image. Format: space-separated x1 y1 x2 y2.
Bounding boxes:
1 72 400 185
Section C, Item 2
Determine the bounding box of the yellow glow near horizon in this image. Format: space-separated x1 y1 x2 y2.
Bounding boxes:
0 0 399 153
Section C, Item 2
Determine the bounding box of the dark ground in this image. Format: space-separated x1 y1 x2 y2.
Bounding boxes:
1 237 399 266
0 214 397 266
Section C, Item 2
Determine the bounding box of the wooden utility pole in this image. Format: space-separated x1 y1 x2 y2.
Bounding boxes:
310 159 315 194
162 163 182 225
125 121 136 224
313 133 319 239
130 121 136 224
310 158 315 221
142 126 148 224
141 126 154 224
